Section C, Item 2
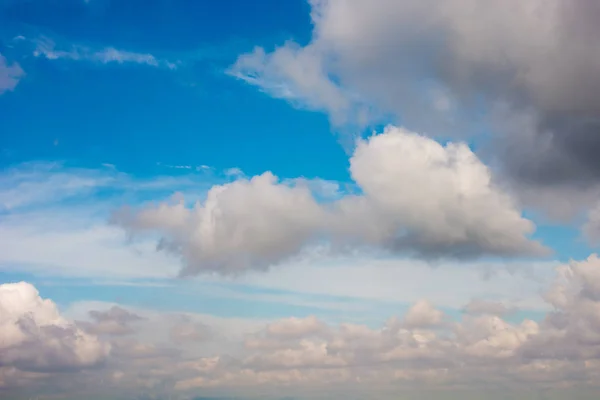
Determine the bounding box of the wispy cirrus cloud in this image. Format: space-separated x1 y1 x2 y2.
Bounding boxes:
0 52 24 94
32 37 179 69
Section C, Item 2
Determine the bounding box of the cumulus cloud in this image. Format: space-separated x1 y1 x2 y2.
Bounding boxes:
179 256 600 391
231 0 600 215
402 300 444 329
116 126 547 275
0 282 110 372
336 127 545 258
207 255 600 390
0 53 24 94
519 254 600 361
114 171 328 275
7 254 600 398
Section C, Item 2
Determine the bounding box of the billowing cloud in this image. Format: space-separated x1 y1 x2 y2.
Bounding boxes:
169 254 600 394
0 53 24 94
335 127 545 258
114 171 328 275
116 126 547 275
6 254 600 398
0 282 110 373
230 0 600 212
402 300 444 329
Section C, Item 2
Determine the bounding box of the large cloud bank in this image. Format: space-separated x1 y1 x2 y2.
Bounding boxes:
230 0 600 220
4 255 600 398
115 126 547 275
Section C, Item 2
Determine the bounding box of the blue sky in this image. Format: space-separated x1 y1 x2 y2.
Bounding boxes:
2 1 600 399
0 0 351 182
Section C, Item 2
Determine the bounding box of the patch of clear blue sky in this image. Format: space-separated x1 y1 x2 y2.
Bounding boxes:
0 0 350 182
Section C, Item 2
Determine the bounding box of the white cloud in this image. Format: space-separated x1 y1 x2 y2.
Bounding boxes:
0 53 24 94
334 126 546 258
33 37 178 69
0 162 231 279
230 0 600 223
0 282 109 373
402 300 444 329
228 44 370 125
0 212 180 279
0 162 116 211
7 254 600 398
115 171 328 275
230 0 600 132
164 254 600 393
117 126 547 275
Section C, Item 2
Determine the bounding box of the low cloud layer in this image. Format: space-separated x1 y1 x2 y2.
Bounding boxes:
4 254 600 399
115 126 547 275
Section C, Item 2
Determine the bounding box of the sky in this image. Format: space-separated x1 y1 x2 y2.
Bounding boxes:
2 0 600 399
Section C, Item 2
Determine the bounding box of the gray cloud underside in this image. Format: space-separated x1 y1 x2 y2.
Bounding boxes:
229 0 600 218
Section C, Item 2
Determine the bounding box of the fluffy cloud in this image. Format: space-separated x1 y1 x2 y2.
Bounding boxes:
231 0 600 214
6 254 600 398
168 253 600 392
190 255 600 390
518 254 600 361
336 127 545 258
402 300 444 329
114 171 328 275
0 282 110 373
116 126 546 275
0 53 24 95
